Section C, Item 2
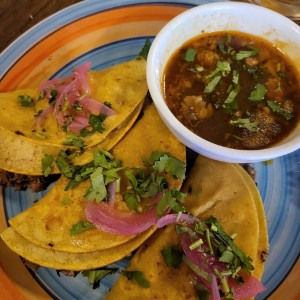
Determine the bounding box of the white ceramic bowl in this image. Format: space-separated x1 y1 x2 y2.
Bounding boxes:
147 1 300 163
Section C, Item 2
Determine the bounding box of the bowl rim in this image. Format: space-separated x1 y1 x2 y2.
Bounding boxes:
146 1 300 163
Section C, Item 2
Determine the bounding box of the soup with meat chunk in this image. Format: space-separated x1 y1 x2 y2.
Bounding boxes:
163 31 300 150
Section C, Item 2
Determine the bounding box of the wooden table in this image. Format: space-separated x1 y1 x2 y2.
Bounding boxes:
0 1 299 299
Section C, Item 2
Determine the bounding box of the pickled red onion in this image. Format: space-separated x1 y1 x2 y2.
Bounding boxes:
229 274 266 299
156 213 265 300
85 202 158 236
156 213 197 228
38 62 115 132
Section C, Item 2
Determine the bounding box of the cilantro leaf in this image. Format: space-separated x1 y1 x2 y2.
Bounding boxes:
55 150 77 179
93 150 121 169
62 135 85 148
157 190 186 216
205 216 254 272
85 167 107 202
205 61 231 80
120 271 150 288
18 95 34 107
82 268 118 289
42 153 53 177
204 75 222 94
204 61 231 94
248 83 267 101
151 152 186 179
89 114 106 133
70 220 95 235
267 100 293 120
138 38 152 60
161 246 183 268
235 46 259 60
124 192 139 211
223 84 240 111
184 48 197 62
125 168 167 200
229 118 258 132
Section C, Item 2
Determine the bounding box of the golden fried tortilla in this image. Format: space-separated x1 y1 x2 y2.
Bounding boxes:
0 226 155 271
106 156 268 300
234 164 268 279
2 104 186 258
0 59 147 175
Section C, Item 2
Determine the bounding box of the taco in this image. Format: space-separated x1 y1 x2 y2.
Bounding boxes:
0 58 148 175
0 103 186 270
106 156 268 300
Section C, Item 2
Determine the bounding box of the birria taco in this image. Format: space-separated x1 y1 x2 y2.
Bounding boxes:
106 156 268 300
0 58 148 175
1 103 187 270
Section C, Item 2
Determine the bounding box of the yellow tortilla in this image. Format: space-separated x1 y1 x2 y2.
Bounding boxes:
3 103 186 254
0 101 143 175
106 156 268 299
233 164 268 279
0 58 148 175
1 226 155 271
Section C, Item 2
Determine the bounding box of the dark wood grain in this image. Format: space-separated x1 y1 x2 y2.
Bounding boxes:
0 0 82 53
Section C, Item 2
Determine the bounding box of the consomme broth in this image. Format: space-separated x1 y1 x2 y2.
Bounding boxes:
164 31 300 150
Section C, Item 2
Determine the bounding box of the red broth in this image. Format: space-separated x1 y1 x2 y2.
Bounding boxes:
163 31 300 150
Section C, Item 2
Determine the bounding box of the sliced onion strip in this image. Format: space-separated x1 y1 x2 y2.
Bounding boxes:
85 202 158 236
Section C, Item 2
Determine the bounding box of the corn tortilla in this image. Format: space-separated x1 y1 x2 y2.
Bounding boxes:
4 104 186 253
0 59 147 175
106 156 268 299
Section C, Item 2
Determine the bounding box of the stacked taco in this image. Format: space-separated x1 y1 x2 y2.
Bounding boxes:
106 156 268 299
1 103 186 270
0 58 148 176
0 54 268 300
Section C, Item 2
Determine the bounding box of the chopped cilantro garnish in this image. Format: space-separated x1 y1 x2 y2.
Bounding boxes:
89 114 106 133
62 135 85 148
85 167 107 202
18 95 34 107
184 48 197 62
120 271 150 288
267 100 293 120
248 83 267 101
182 255 212 283
138 38 152 60
150 152 186 179
235 46 259 60
229 118 258 132
204 75 222 94
72 100 83 111
161 246 183 268
204 61 231 94
70 220 95 235
82 268 118 289
48 89 58 105
104 101 112 108
223 84 240 111
124 192 139 211
157 190 186 216
205 216 254 272
55 150 78 180
41 153 53 177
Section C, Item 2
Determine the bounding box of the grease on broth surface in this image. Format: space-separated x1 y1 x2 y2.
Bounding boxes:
164 31 300 150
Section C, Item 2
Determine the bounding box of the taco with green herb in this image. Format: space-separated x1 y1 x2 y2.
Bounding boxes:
0 58 148 175
0 103 187 270
106 156 268 300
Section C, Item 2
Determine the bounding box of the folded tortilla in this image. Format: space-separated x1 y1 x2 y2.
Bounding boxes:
0 58 147 175
1 103 186 269
106 156 268 299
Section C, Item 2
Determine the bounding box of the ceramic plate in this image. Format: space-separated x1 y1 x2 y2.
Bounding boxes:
0 0 299 299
